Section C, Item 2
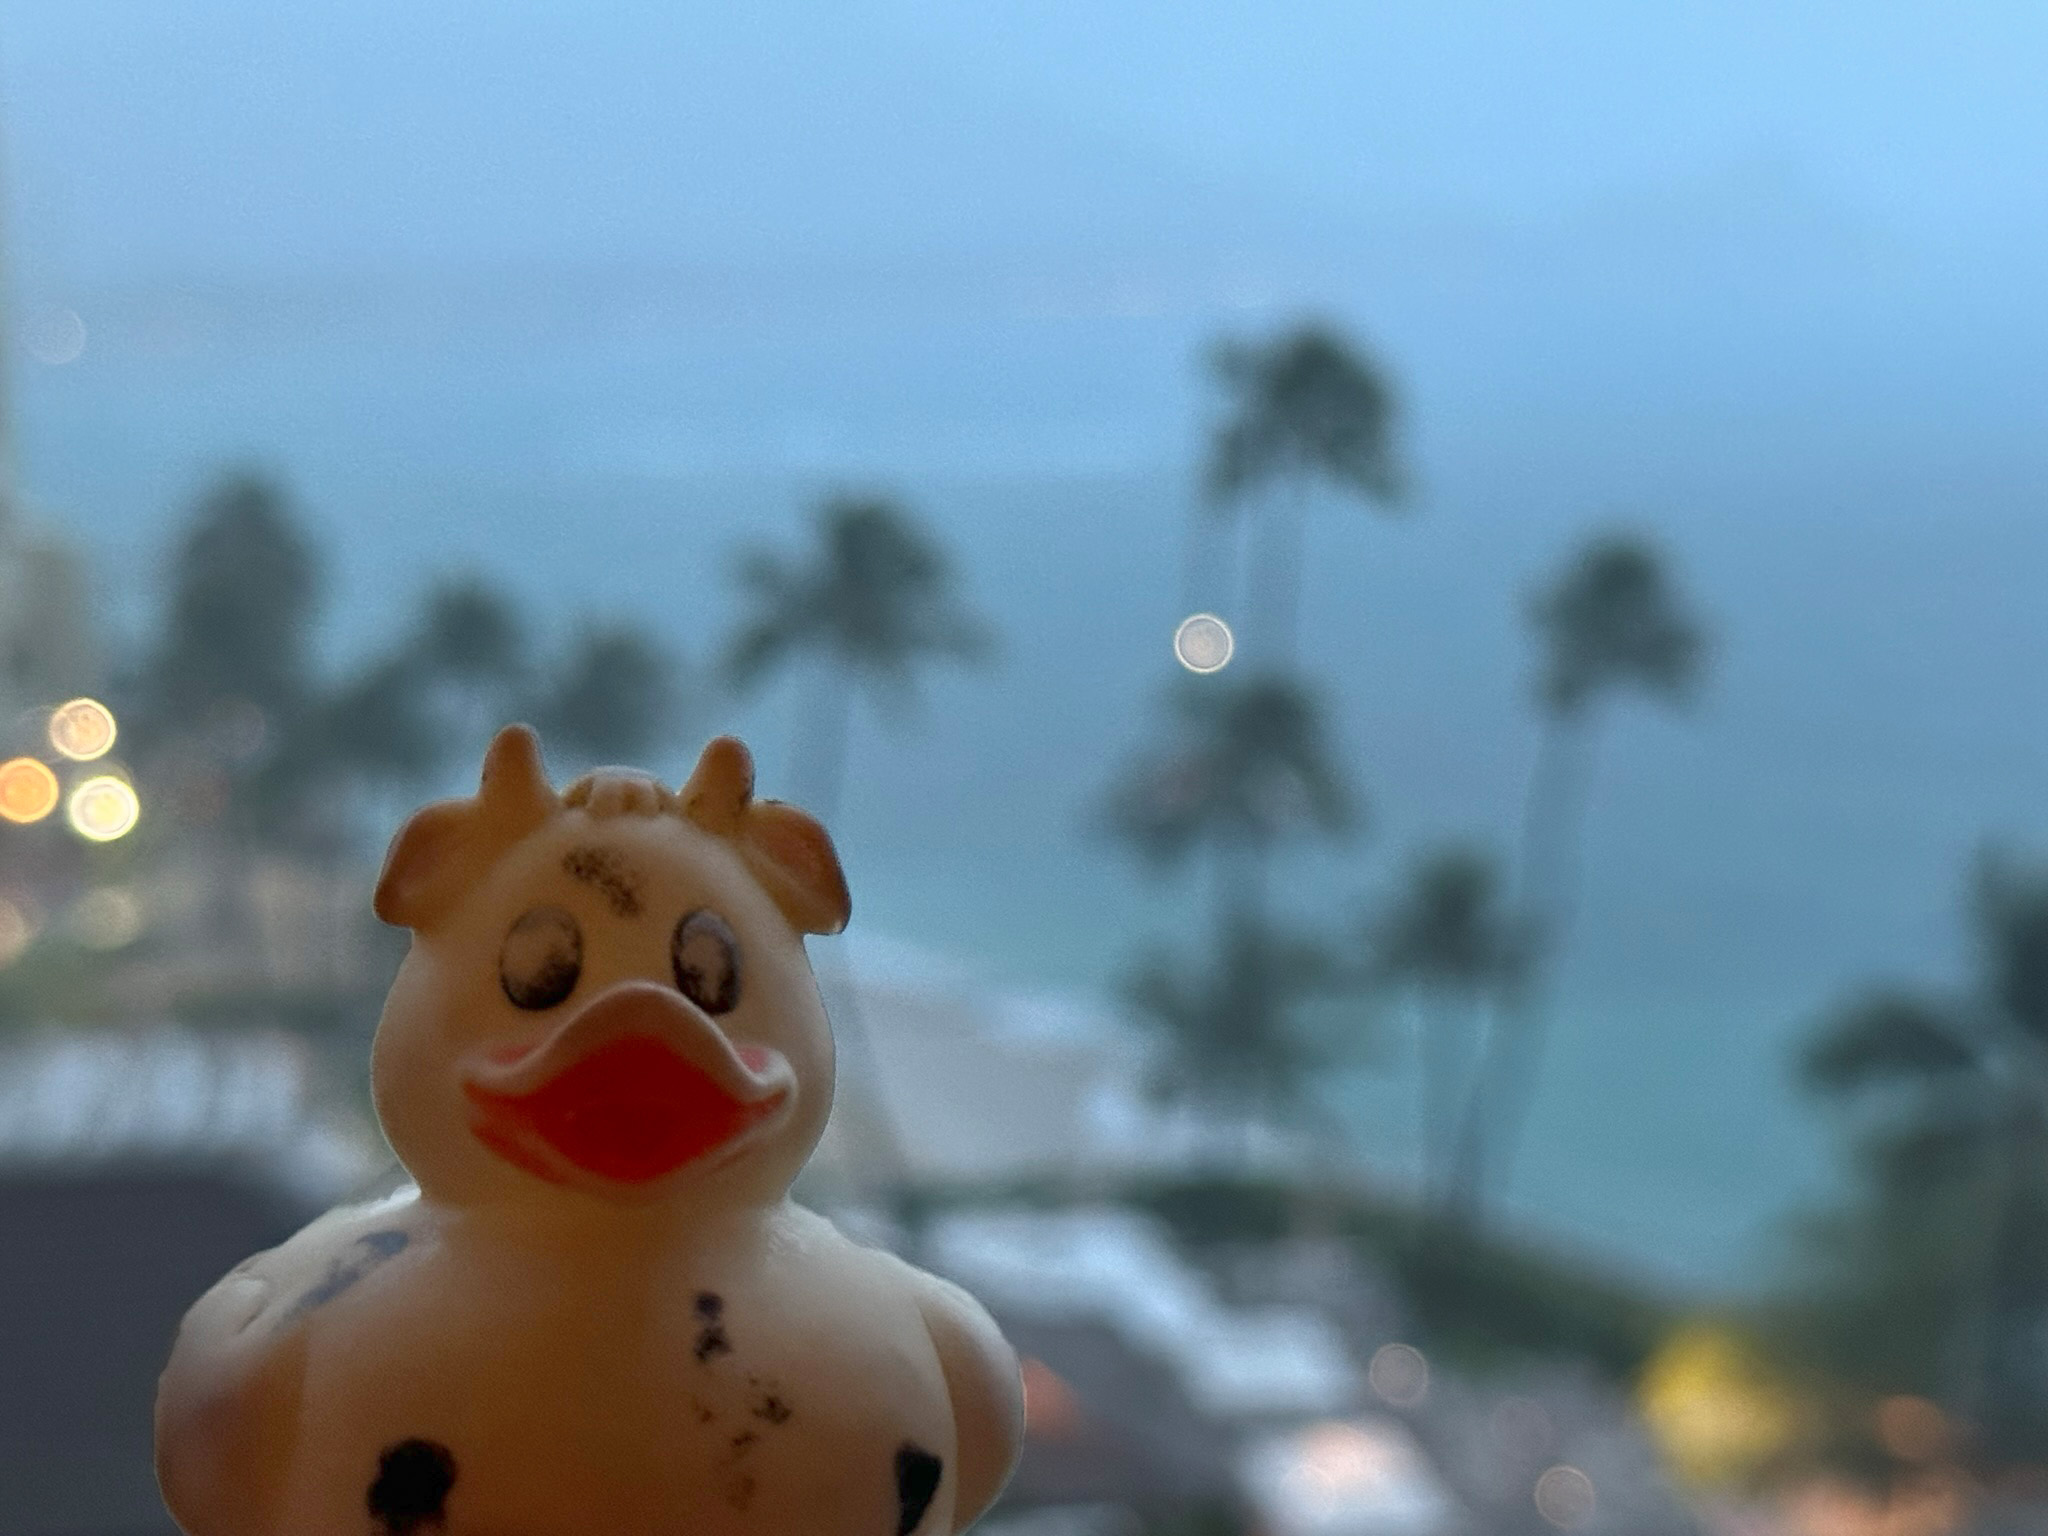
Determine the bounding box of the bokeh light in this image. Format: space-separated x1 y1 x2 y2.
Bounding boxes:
1290 1420 1397 1499
1875 1395 1952 1464
1367 1342 1429 1407
25 305 86 365
1174 612 1235 673
67 774 140 842
0 894 35 967
1019 1357 1083 1441
0 757 61 824
1534 1465 1597 1529
47 697 118 761
69 886 145 950
1638 1322 1801 1488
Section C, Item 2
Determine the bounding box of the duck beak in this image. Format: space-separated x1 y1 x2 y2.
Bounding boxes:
461 980 791 1187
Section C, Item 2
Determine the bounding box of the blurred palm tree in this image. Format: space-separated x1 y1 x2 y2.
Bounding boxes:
530 624 681 768
1456 531 1707 1218
1104 673 1358 1135
1128 913 1349 1158
723 495 991 1199
128 471 326 843
415 576 528 692
724 494 990 819
1203 323 1405 663
1369 843 1528 1209
1105 672 1356 934
1796 851 2048 1463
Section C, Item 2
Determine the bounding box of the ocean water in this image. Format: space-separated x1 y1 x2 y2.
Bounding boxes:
16 268 2048 1296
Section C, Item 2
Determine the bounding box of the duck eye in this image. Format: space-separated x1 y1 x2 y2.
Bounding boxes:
671 909 741 1015
500 906 582 1011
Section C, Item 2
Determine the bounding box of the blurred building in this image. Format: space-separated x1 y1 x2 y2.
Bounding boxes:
806 933 1325 1198
0 1026 384 1535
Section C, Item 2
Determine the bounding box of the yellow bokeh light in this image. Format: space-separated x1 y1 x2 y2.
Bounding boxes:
48 697 117 761
0 757 60 824
1639 1321 1803 1489
67 774 140 842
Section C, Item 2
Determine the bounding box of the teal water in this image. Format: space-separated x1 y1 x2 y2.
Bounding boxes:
16 269 2048 1296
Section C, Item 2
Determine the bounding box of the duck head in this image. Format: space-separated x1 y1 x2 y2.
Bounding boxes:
369 725 849 1215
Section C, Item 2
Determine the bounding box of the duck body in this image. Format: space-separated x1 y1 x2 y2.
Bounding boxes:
156 731 1022 1536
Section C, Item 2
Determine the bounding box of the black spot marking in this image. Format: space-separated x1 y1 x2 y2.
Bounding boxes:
562 845 641 917
725 1472 758 1511
285 1230 409 1321
895 1444 943 1536
753 1393 792 1425
729 1429 760 1458
368 1438 456 1534
694 1324 732 1363
693 1291 732 1362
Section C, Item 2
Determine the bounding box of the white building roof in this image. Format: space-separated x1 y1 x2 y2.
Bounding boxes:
0 1025 387 1206
813 931 1323 1188
926 1205 1362 1420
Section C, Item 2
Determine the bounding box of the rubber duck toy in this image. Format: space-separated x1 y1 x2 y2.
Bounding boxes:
156 726 1024 1536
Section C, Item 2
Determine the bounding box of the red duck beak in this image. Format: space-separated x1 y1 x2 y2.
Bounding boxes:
461 980 791 1187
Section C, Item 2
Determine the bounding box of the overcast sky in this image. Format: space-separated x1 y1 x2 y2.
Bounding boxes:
0 3 2041 291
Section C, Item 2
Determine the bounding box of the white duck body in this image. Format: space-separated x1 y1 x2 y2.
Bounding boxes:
156 729 1022 1536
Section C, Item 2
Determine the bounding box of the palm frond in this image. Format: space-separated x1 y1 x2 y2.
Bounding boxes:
1532 531 1707 716
1203 323 1405 510
1802 990 1980 1096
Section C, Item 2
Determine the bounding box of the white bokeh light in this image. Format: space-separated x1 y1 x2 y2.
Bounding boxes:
1174 612 1235 673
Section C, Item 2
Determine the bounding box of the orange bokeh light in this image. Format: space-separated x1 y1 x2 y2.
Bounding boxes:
0 758 60 824
1020 1357 1083 1441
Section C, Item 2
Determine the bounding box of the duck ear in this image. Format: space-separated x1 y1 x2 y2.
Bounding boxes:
476 724 556 832
677 735 849 935
373 801 478 929
680 735 755 835
374 725 558 930
739 802 851 936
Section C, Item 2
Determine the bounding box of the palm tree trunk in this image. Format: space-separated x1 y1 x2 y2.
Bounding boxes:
1965 1096 2045 1454
1180 501 1233 626
1448 713 1597 1223
794 661 856 820
1420 1000 1470 1212
1248 484 1309 669
794 664 911 1209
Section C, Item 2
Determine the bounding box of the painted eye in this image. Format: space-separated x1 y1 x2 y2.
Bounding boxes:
671 909 741 1015
500 906 583 1011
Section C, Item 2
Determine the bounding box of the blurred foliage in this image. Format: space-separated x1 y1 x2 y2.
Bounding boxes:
909 1170 1673 1380
531 624 681 768
1102 673 1356 884
1130 1174 1671 1379
1457 529 1709 1226
1530 531 1707 720
1367 842 1527 1208
1205 323 1404 510
725 493 990 816
1123 914 1355 1137
725 494 991 700
1202 322 1404 665
1780 849 2048 1470
1100 670 1364 1136
119 467 685 855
